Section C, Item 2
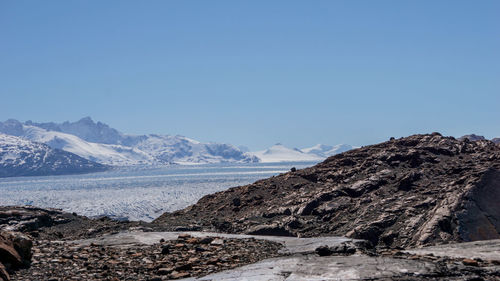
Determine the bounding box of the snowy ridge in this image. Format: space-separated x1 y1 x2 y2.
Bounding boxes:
0 118 354 165
0 133 107 177
250 144 324 163
0 118 257 166
249 143 356 163
0 120 155 166
133 134 258 164
301 143 356 158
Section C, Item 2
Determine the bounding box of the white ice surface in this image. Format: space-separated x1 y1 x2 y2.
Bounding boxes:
0 163 314 221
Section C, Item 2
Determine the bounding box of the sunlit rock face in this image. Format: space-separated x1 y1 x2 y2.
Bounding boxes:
156 133 500 248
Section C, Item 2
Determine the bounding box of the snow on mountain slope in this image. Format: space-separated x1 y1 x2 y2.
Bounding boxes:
0 133 107 177
26 117 144 146
1 118 354 165
135 135 258 164
23 126 156 166
0 120 156 166
250 143 323 163
301 144 355 158
25 117 258 164
0 118 257 165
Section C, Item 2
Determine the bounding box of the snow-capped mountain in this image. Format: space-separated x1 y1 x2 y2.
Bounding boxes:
301 144 355 158
0 118 257 165
249 143 356 163
0 120 155 166
0 133 107 177
26 117 144 146
0 117 354 165
134 134 258 164
250 143 324 163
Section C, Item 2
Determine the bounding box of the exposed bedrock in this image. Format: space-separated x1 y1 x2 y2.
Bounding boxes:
0 231 32 281
457 169 500 241
155 133 500 248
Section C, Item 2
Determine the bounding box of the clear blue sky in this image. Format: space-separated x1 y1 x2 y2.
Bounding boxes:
1 1 499 150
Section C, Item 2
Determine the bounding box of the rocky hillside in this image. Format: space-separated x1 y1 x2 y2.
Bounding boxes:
0 134 107 178
155 133 500 248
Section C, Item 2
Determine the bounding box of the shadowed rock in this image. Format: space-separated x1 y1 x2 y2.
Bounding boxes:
0 231 32 281
155 133 500 248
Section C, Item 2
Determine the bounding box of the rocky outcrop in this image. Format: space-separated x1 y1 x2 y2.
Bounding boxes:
0 231 32 281
155 133 500 248
0 206 168 241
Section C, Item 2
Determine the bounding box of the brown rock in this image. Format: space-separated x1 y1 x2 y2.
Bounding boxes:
171 271 190 279
462 258 479 266
177 233 192 239
157 267 173 275
210 238 224 246
0 263 9 281
0 231 30 268
186 238 199 244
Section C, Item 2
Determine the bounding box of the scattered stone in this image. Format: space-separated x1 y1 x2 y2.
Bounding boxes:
210 238 224 246
198 237 214 244
157 267 172 275
9 236 282 280
315 246 333 256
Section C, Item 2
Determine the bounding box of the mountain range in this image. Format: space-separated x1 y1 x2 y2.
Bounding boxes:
0 117 355 167
0 133 106 177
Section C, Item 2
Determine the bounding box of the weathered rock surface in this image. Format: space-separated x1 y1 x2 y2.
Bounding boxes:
404 238 500 261
0 231 32 281
155 133 500 248
0 206 166 240
74 231 366 255
179 254 500 281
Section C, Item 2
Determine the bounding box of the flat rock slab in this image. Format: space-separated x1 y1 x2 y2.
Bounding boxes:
179 255 436 281
75 231 359 254
405 239 500 261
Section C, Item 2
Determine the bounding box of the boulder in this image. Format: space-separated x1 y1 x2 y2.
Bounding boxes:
0 231 32 280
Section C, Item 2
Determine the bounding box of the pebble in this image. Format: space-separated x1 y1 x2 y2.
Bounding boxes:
10 237 282 280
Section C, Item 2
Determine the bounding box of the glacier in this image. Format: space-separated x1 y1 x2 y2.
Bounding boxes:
0 163 314 221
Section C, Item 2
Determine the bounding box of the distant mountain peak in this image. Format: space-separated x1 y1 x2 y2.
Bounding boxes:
78 116 94 123
459 134 487 142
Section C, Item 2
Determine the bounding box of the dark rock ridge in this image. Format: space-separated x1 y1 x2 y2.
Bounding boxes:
155 133 500 248
0 206 162 241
